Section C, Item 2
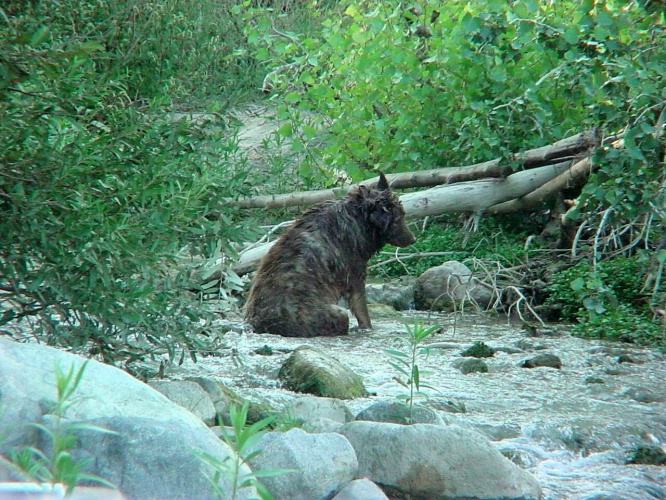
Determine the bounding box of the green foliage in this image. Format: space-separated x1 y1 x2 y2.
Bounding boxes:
573 304 663 346
6 362 116 495
386 321 440 423
1 0 314 100
0 3 258 362
546 256 648 321
197 403 292 500
238 0 666 183
371 216 531 278
546 256 664 346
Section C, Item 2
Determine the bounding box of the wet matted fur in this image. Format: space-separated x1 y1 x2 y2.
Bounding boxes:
245 173 415 337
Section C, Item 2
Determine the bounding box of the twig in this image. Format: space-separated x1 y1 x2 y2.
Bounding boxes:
368 251 457 270
504 285 545 325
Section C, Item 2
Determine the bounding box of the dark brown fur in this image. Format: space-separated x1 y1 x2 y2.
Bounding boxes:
245 173 415 337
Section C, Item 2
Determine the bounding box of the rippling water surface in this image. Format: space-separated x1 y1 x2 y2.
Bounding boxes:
174 311 666 500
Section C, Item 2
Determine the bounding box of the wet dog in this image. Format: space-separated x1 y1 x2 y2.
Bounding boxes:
245 173 415 337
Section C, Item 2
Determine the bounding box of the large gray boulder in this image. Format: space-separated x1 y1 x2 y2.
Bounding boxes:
339 421 542 500
365 277 416 311
249 428 358 500
415 261 495 311
0 338 254 500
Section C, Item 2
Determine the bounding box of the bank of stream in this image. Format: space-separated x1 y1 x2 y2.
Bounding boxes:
173 310 666 500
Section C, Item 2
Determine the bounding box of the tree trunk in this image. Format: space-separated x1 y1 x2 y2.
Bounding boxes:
219 130 599 210
399 161 572 218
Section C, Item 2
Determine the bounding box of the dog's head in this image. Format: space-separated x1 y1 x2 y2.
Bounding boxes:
360 173 416 248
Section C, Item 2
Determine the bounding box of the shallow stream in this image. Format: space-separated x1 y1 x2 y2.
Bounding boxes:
172 310 666 500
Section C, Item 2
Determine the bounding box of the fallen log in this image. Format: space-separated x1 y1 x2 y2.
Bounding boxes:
487 158 593 214
219 130 599 210
226 160 576 277
399 161 572 218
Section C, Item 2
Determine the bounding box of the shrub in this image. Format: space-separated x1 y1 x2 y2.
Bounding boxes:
0 5 255 363
573 304 662 346
547 256 663 347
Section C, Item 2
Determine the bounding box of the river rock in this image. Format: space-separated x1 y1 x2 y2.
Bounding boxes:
622 387 664 403
339 421 542 499
367 303 402 318
627 445 666 465
302 417 345 433
149 379 217 426
461 341 495 358
332 478 389 500
0 338 254 500
458 357 490 374
521 353 562 369
365 278 416 311
617 354 637 364
187 376 234 416
414 261 495 311
284 396 354 426
355 401 443 425
0 457 29 481
278 346 368 399
248 428 358 500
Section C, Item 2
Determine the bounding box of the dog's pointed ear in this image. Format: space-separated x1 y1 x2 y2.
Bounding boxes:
377 172 389 191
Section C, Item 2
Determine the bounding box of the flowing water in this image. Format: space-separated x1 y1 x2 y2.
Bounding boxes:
173 310 666 500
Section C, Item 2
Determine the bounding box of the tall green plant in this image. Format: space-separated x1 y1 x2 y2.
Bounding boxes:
197 403 292 500
386 321 440 422
6 362 116 495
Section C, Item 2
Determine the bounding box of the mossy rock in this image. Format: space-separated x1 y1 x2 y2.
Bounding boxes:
211 382 274 425
278 346 368 399
367 303 402 318
627 445 666 465
461 341 495 358
254 345 275 356
355 401 442 425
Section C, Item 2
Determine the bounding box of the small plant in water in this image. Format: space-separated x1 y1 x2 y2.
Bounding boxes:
386 321 440 423
198 402 292 500
7 361 116 495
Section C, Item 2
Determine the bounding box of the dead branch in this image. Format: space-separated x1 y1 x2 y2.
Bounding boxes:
486 157 592 214
220 130 599 210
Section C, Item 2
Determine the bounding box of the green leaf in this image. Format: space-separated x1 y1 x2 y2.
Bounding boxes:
563 27 579 45
385 349 409 358
278 123 293 137
79 41 105 53
571 277 585 292
30 26 50 47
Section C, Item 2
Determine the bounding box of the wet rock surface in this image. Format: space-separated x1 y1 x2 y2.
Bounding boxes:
171 310 666 500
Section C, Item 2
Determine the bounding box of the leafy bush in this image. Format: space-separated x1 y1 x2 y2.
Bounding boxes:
238 0 666 183
546 256 649 321
0 4 256 363
546 256 664 347
1 0 315 101
573 304 663 346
